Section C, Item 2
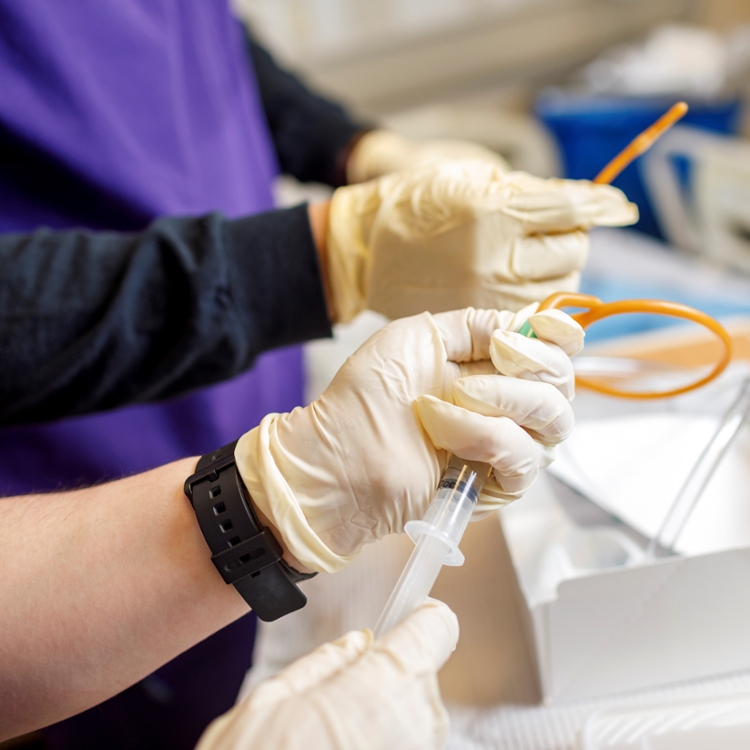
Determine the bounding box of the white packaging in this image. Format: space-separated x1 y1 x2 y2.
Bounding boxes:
502 474 750 703
500 368 750 703
579 691 750 749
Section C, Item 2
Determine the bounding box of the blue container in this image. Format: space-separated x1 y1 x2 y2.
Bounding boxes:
536 93 743 239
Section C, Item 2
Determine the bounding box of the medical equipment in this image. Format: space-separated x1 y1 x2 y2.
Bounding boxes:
373 456 490 637
375 293 732 636
647 376 750 556
643 125 750 271
520 291 733 399
537 93 730 238
374 295 733 637
593 101 688 185
374 106 730 636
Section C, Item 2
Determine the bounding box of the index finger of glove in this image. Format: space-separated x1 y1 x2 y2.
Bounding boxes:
512 230 589 280
415 396 541 496
491 330 575 400
432 307 517 363
504 177 638 233
375 598 459 673
527 309 585 356
453 375 574 444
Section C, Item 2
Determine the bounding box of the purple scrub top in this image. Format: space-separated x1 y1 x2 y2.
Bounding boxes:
0 0 305 495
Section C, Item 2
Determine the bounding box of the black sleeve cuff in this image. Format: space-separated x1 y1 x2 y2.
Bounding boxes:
224 204 333 354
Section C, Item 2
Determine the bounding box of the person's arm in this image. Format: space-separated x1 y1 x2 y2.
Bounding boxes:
245 32 370 187
0 303 582 739
0 457 249 739
0 204 332 425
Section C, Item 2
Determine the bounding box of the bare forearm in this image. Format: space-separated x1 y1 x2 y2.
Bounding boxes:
0 457 248 739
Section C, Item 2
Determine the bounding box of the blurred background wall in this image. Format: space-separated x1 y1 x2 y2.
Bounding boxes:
235 0 694 114
234 0 748 117
701 0 750 31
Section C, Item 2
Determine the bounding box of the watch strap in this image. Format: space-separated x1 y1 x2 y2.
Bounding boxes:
184 440 315 622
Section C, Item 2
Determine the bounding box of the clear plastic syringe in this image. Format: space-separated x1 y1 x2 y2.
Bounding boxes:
373 456 491 638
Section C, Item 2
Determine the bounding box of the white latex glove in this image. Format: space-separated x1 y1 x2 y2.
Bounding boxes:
327 159 638 323
196 599 457 750
346 129 511 183
236 306 583 573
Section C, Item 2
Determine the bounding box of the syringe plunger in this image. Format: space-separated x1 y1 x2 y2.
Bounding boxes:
373 456 489 638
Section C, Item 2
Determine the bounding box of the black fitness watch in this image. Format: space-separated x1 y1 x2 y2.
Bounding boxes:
184 440 315 621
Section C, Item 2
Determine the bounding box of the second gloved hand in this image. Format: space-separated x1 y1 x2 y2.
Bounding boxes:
195 599 457 750
327 159 638 322
346 129 511 183
236 306 583 573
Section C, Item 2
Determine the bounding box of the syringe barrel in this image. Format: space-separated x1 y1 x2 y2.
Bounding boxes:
374 456 491 638
405 455 490 565
424 457 482 534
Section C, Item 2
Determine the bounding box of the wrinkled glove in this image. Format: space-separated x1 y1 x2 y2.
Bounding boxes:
196 599 458 750
346 129 510 183
327 159 638 323
236 306 583 574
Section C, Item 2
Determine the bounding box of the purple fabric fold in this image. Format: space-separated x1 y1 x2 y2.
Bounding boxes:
0 0 303 495
0 2 304 744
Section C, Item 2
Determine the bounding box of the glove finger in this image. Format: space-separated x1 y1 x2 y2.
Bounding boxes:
250 630 371 707
476 445 556 510
511 230 589 280
431 307 517 363
453 376 574 444
491 330 575 400
415 396 540 496
407 141 510 173
528 308 585 356
457 359 497 378
375 598 459 671
503 176 638 233
337 599 456 749
471 273 582 313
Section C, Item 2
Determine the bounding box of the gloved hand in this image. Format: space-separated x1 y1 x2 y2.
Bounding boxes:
195 599 458 750
236 305 583 574
326 159 638 323
346 129 510 183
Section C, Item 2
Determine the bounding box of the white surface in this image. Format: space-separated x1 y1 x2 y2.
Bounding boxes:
548 410 750 555
579 691 750 749
445 671 750 750
586 227 750 304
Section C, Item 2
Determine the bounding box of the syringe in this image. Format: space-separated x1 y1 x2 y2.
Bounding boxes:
373 456 491 638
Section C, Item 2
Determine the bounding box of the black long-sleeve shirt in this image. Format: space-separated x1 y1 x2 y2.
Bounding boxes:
0 34 367 425
0 206 332 424
247 34 367 186
0 206 331 424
